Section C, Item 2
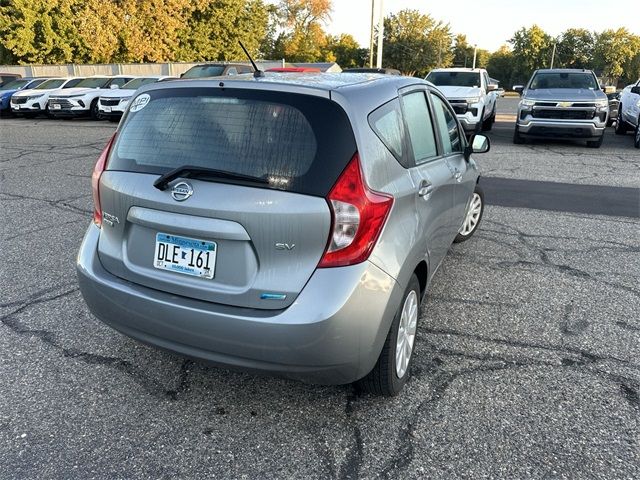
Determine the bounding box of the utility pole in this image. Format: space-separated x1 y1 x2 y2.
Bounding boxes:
369 0 375 68
375 0 384 69
550 43 557 69
472 44 478 69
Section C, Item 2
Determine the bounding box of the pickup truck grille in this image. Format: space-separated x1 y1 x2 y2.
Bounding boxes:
532 109 595 120
11 97 27 105
448 101 468 115
100 98 120 106
49 98 73 109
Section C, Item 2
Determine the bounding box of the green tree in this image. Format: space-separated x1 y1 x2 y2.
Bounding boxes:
175 0 269 61
322 33 367 68
486 45 515 88
270 0 332 62
452 34 473 67
509 25 553 83
555 28 594 69
381 9 453 76
594 28 640 82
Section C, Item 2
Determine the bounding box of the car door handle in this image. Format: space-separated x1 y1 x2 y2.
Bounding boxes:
418 181 434 197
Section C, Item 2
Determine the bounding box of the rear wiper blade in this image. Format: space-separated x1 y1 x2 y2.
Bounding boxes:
153 165 269 191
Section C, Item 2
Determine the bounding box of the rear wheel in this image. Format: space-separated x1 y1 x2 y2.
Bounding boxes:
454 185 484 243
615 108 628 134
587 135 604 148
355 274 421 396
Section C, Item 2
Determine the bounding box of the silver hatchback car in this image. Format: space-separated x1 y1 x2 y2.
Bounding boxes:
77 73 488 396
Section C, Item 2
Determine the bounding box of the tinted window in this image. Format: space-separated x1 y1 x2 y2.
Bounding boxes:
182 66 225 78
34 79 65 90
529 72 598 90
426 72 481 88
369 99 405 163
109 88 356 197
402 91 437 164
121 78 157 89
0 79 30 90
26 79 47 88
109 77 132 87
431 94 462 154
75 77 110 88
63 78 83 88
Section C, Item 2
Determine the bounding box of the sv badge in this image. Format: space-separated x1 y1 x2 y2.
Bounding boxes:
275 243 295 251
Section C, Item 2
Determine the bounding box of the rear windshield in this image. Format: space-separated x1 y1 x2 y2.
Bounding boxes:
529 72 598 90
182 66 225 78
426 72 481 87
75 77 110 88
108 88 356 196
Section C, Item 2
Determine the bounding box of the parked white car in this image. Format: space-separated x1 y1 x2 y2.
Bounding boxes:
48 76 135 119
10 77 85 117
98 76 174 121
425 68 498 134
615 78 640 148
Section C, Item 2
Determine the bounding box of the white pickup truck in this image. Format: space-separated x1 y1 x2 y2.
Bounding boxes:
615 78 640 148
425 68 498 134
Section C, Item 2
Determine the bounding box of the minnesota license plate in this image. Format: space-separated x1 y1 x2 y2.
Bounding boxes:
52 104 61 109
153 233 217 279
103 106 112 113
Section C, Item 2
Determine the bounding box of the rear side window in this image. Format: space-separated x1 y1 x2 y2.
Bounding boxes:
402 91 437 164
109 88 356 197
368 98 405 164
430 93 462 154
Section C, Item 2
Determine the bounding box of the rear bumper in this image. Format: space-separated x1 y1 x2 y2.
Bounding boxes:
517 118 605 139
77 224 403 385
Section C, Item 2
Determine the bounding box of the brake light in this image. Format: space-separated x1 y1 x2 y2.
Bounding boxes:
92 133 117 227
318 154 393 268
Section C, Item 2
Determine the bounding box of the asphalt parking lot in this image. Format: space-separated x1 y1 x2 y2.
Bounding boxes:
1 97 639 479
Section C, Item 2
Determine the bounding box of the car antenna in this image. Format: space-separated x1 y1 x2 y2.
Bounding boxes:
239 41 264 78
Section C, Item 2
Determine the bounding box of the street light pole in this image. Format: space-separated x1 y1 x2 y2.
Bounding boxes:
375 0 384 69
369 0 375 68
550 43 557 69
472 44 477 69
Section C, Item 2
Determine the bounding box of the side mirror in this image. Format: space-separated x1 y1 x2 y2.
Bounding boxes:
514 86 524 94
464 134 490 160
487 84 498 92
631 86 640 95
110 84 119 90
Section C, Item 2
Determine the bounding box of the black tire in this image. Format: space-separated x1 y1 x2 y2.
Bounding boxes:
107 117 119 123
355 274 421 396
90 99 100 120
615 107 628 135
454 184 484 243
482 107 495 131
513 125 525 144
587 135 604 148
477 108 486 132
634 120 640 149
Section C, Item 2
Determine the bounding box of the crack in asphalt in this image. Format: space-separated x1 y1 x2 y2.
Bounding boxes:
0 286 187 402
0 191 91 216
337 393 364 480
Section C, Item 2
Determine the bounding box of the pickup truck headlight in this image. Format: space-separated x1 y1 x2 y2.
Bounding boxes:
520 99 536 107
595 100 608 110
466 97 480 104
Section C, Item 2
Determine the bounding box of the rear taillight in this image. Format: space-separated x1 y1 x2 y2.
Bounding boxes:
92 133 117 228
318 154 393 268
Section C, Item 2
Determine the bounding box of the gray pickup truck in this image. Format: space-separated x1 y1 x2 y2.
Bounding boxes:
514 69 609 148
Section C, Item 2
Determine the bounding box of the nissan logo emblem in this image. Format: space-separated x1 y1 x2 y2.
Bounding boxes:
171 182 193 202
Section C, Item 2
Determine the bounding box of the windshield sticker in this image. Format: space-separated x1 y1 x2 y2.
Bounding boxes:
130 94 150 112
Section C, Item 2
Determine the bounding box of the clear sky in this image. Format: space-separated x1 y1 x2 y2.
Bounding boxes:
321 0 640 51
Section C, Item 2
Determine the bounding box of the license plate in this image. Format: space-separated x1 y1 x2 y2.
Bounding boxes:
103 106 111 113
13 105 20 110
52 104 61 110
154 233 217 279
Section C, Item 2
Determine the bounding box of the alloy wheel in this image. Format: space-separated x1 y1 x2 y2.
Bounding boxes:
460 193 482 236
395 290 418 378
